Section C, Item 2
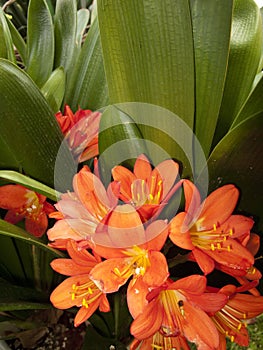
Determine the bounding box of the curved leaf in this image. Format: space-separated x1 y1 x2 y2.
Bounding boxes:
231 72 263 127
190 0 234 157
0 59 75 189
0 171 59 201
213 0 262 145
41 67 66 113
26 0 54 87
54 0 77 73
98 105 147 185
76 9 90 50
0 8 16 62
64 16 109 111
205 113 263 229
97 0 195 127
6 14 27 64
0 220 64 258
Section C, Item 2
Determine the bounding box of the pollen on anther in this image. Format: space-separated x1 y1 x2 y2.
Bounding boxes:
211 244 215 251
213 224 217 231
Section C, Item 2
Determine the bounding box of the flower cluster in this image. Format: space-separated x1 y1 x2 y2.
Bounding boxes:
47 149 263 349
1 106 262 349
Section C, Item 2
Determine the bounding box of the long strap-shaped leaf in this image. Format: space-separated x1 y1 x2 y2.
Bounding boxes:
190 0 234 157
64 16 109 111
54 0 77 73
0 8 16 63
26 0 54 87
204 113 263 230
0 59 75 189
0 220 64 258
97 0 195 127
213 0 262 145
0 171 59 201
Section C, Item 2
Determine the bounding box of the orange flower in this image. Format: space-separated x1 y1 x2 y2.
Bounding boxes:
56 105 101 162
211 283 263 348
130 275 227 349
112 154 180 222
50 240 110 327
89 220 169 295
169 180 255 275
130 332 190 350
0 184 54 237
47 165 119 243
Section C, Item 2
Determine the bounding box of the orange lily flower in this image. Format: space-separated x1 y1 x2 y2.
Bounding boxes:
47 165 119 243
130 275 227 349
0 184 54 237
50 240 110 327
211 282 263 348
89 220 169 294
56 105 101 162
169 180 255 275
112 154 180 222
130 331 190 350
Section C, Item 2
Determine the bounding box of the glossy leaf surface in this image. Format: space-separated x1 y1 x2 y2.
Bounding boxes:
0 59 75 189
26 0 54 87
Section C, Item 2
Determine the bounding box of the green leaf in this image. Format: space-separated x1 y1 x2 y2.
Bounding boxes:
98 105 147 184
41 67 66 113
0 276 49 308
190 0 234 157
0 219 64 258
0 302 50 311
6 14 27 64
82 325 127 350
0 59 76 190
213 0 262 145
0 8 16 62
54 0 77 73
0 171 59 201
204 113 263 229
76 9 90 50
26 0 54 87
231 72 263 127
97 0 195 127
64 16 109 111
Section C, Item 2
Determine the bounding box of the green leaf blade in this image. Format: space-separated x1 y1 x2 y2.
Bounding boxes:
97 0 195 127
0 59 75 189
26 0 54 87
190 0 234 156
64 16 109 111
41 67 66 113
213 0 262 144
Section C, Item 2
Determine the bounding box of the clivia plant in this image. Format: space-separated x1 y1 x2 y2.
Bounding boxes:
0 0 263 349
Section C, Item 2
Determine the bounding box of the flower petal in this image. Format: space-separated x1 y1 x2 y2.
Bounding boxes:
89 258 130 293
169 275 207 295
74 297 101 327
50 258 91 276
219 215 254 239
127 278 150 318
191 248 215 275
112 165 136 201
153 159 179 199
188 292 227 313
47 219 86 241
50 275 89 309
25 212 48 237
182 302 220 349
107 204 145 247
169 213 194 250
130 298 163 340
0 184 27 209
198 184 239 229
143 251 169 287
183 180 201 218
134 154 152 180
